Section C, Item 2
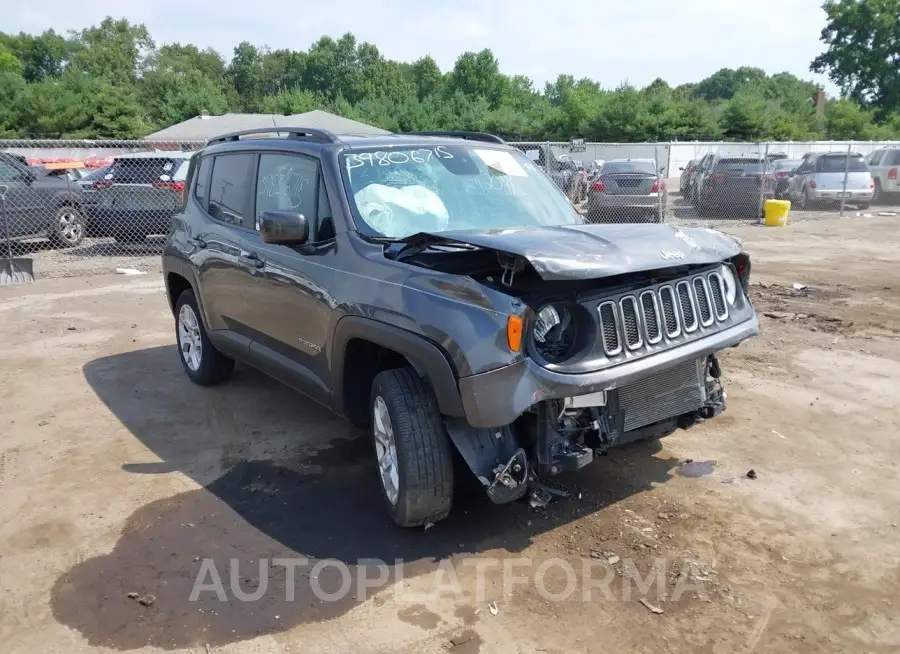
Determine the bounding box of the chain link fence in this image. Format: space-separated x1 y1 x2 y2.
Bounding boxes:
1 137 899 278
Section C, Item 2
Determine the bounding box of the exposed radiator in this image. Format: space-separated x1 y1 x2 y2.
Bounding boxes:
618 358 707 432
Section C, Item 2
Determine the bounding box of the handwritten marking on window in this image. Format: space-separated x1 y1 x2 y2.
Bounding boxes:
257 170 310 209
345 146 454 170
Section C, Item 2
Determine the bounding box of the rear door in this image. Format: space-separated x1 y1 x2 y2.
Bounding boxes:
188 152 259 336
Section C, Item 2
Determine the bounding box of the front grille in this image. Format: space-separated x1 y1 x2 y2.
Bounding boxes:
676 281 698 332
595 269 734 360
620 296 642 350
708 273 728 320
659 286 680 337
640 291 662 344
598 302 622 355
693 277 714 327
618 358 707 431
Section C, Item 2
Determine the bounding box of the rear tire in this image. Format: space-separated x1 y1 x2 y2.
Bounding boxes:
857 202 870 210
872 179 881 203
49 205 85 248
174 289 234 386
370 367 454 528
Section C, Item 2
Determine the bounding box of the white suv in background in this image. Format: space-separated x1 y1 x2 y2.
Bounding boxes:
866 147 900 203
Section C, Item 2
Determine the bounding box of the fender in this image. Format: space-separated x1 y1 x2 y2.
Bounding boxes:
331 315 465 418
51 190 83 209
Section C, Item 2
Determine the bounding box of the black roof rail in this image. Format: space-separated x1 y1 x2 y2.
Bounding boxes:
206 127 342 146
398 131 506 144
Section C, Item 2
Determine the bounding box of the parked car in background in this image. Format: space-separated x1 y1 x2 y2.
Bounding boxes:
866 147 900 203
788 152 874 210
679 159 700 194
693 156 774 217
587 159 605 180
514 144 588 203
0 152 87 248
771 159 802 199
90 152 194 243
586 159 667 223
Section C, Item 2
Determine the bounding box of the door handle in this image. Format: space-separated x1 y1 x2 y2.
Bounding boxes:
239 252 264 269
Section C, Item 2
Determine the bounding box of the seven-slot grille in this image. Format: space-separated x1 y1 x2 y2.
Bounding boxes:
596 270 730 357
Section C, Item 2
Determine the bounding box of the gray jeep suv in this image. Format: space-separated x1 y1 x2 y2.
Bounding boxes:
162 128 760 528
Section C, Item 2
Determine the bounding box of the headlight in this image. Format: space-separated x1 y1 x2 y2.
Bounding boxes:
533 304 578 363
719 264 737 304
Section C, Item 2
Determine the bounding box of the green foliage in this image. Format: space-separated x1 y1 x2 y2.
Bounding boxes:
811 0 900 116
0 15 898 140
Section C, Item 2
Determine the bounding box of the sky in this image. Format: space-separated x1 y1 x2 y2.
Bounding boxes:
6 0 837 93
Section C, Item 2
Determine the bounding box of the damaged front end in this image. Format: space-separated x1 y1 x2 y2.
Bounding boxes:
405 224 760 507
447 354 728 506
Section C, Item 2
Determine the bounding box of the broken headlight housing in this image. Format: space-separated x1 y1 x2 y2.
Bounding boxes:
719 264 737 304
532 303 580 364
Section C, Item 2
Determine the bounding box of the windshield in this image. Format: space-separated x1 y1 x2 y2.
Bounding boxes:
341 145 582 239
819 155 868 173
601 161 656 175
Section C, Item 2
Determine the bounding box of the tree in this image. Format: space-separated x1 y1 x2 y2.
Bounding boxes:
1 19 899 141
409 56 443 100
721 91 769 140
69 18 153 87
811 0 900 115
227 41 266 111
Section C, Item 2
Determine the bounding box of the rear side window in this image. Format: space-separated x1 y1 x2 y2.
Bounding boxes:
193 156 212 207
818 156 868 173
108 158 185 184
887 150 900 166
714 159 766 173
208 154 255 228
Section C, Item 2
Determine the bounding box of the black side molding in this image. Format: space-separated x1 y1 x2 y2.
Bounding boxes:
331 316 465 418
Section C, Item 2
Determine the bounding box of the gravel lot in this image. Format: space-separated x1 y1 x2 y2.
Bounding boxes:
1 215 899 653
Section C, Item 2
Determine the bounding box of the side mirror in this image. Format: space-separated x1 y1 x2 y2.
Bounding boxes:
259 210 309 245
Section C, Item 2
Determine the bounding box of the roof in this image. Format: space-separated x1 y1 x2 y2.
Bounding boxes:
143 110 390 141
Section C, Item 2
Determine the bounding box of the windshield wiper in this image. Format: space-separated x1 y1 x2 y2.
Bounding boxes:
385 233 480 262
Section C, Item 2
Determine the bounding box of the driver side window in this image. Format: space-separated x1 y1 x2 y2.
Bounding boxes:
255 153 318 235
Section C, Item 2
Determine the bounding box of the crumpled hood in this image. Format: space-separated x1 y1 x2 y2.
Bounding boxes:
415 223 744 281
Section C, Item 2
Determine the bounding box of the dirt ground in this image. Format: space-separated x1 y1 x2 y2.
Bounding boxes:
1 215 899 653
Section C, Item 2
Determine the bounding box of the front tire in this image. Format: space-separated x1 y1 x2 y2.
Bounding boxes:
174 289 234 386
370 367 454 528
49 205 85 248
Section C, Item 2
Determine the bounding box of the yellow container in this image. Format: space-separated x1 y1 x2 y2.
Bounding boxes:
763 199 791 226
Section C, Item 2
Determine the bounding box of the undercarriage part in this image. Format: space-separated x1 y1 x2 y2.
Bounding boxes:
486 448 529 504
445 418 530 504
535 401 594 476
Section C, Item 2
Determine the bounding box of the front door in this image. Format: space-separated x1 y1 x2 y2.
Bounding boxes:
238 152 337 404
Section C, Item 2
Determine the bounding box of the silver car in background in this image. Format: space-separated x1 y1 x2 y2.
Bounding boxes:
586 159 666 223
788 152 874 210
